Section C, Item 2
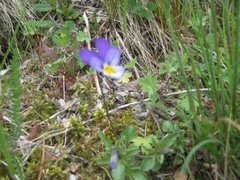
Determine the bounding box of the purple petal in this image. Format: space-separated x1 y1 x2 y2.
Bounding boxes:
90 56 104 72
79 49 95 65
95 38 111 59
79 49 103 72
111 161 118 169
105 47 121 65
111 149 118 169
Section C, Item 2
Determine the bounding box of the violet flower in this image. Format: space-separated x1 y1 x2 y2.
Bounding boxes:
110 148 118 169
79 37 125 80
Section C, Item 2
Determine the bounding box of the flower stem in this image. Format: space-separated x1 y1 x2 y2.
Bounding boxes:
98 74 118 138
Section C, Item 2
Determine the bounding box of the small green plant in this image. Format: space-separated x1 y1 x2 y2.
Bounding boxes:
24 1 89 76
33 0 80 20
98 126 180 179
0 50 24 178
138 74 159 104
127 0 157 20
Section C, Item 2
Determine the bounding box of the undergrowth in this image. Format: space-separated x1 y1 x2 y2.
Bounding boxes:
0 0 240 179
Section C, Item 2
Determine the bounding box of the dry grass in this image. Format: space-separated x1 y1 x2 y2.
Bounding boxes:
122 16 172 73
103 0 185 74
0 0 34 52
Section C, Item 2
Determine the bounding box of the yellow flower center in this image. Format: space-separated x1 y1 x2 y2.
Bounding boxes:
103 65 115 75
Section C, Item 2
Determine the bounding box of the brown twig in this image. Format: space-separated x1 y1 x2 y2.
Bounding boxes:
37 140 45 180
83 12 102 96
115 29 140 79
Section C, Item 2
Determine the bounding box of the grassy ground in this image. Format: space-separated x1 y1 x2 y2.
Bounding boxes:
0 0 240 179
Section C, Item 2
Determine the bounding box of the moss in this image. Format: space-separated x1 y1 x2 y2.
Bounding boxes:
26 92 57 121
77 103 91 119
70 117 87 140
145 115 158 134
93 108 105 123
72 79 97 106
113 109 137 130
28 148 43 164
45 166 68 179
25 162 39 180
73 143 94 161
25 146 70 179
0 176 10 180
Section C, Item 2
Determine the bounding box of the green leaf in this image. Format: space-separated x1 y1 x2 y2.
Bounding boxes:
33 3 53 12
52 33 69 46
162 121 175 133
55 21 74 34
26 20 54 27
130 170 147 180
118 71 132 83
152 155 163 171
147 2 157 11
132 135 157 154
112 162 125 180
136 8 153 20
99 132 113 151
77 31 91 42
158 53 179 75
128 0 140 13
156 133 179 151
65 5 80 19
62 21 74 34
141 157 156 171
120 127 137 141
52 21 74 45
124 145 139 159
23 23 37 35
178 95 199 112
125 58 137 69
96 156 110 165
45 58 67 72
0 122 16 175
23 20 54 35
138 75 158 95
138 75 159 103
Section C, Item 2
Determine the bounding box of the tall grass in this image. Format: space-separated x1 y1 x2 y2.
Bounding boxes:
105 0 240 178
0 0 28 178
0 50 23 179
161 0 240 178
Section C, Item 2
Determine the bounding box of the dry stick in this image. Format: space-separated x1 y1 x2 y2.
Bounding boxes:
109 88 210 114
83 12 102 96
2 115 16 125
49 99 79 119
32 128 71 143
146 106 163 135
62 75 66 101
223 118 240 131
0 79 2 97
115 29 140 79
165 88 209 96
37 140 45 180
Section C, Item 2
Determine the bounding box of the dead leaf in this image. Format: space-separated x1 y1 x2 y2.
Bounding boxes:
28 124 42 140
174 171 188 180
